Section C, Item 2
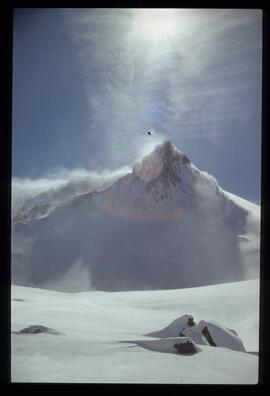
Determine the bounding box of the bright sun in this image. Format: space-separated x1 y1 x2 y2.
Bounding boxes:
133 9 179 43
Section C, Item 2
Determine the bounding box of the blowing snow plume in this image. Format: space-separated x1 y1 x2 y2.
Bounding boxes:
12 167 130 220
11 141 260 292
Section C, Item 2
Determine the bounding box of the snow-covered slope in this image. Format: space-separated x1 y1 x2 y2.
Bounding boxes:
12 141 260 291
12 171 124 222
223 191 260 280
11 279 259 383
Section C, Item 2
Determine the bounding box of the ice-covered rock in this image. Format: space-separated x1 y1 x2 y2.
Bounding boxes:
145 315 246 352
145 314 209 346
197 320 246 352
145 314 193 338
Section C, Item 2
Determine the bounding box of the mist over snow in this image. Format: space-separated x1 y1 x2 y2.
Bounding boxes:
12 177 66 214
11 141 260 292
12 166 131 215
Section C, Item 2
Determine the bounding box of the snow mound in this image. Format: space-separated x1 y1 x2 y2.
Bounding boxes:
13 325 64 336
145 314 192 338
145 314 208 345
145 314 245 352
197 320 246 352
127 337 200 355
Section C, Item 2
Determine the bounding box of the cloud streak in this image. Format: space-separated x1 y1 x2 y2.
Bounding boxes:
62 8 261 165
12 166 131 214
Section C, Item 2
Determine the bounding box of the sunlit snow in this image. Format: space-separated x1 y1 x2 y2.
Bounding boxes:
11 279 259 383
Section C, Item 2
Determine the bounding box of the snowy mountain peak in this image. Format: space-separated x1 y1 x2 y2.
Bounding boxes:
11 139 260 292
153 140 190 164
132 140 190 184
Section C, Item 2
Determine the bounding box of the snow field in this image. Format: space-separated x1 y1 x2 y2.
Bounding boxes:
11 278 259 383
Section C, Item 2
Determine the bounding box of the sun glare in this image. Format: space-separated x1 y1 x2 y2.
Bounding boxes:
132 9 180 44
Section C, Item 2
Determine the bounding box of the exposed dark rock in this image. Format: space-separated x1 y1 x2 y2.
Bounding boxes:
187 316 196 327
201 325 217 347
12 325 64 335
174 340 198 355
181 154 191 165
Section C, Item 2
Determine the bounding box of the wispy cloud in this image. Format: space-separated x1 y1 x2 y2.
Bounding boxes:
12 166 130 213
62 8 261 165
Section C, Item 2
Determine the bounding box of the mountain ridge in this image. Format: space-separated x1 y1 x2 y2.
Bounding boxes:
12 141 260 291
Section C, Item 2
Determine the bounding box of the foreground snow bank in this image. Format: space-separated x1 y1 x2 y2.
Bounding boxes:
11 279 259 383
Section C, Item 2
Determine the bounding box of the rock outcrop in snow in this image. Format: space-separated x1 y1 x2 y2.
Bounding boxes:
145 314 208 345
126 336 200 355
197 320 245 352
11 141 259 292
13 325 64 335
145 314 246 352
174 337 198 354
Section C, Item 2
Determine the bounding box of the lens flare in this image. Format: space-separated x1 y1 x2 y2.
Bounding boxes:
132 9 180 44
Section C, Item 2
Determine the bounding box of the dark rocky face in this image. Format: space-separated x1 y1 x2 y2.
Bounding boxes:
201 326 217 347
13 325 64 335
174 340 197 354
187 317 196 327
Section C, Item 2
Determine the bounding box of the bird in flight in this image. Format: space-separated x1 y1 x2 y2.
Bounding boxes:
147 131 151 135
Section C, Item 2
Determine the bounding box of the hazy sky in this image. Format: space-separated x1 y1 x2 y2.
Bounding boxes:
13 8 262 201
